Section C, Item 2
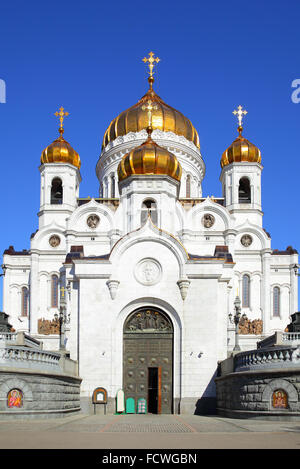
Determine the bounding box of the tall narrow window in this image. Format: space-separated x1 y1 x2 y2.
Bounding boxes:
51 178 63 204
51 275 59 308
111 175 115 198
273 287 280 317
104 177 108 198
21 287 29 317
186 175 191 198
242 274 250 308
239 177 251 203
141 199 158 225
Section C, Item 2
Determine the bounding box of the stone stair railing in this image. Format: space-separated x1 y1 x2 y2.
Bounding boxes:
282 332 300 343
0 332 41 349
257 331 300 349
0 332 17 342
0 333 79 376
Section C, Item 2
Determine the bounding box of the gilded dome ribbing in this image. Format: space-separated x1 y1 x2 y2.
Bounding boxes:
41 107 81 169
118 129 182 183
221 126 261 168
102 81 200 150
41 130 81 169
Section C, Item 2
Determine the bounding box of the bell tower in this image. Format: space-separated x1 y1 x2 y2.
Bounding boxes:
220 106 263 226
38 107 81 228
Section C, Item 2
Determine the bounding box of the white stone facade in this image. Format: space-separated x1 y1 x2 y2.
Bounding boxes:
1 121 298 414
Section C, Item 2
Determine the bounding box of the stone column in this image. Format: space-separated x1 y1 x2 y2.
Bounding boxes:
29 252 39 334
261 249 272 335
290 264 298 316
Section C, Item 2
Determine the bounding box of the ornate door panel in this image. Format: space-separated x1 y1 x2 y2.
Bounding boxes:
123 308 173 414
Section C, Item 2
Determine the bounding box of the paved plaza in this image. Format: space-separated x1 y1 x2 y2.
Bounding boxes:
0 412 300 449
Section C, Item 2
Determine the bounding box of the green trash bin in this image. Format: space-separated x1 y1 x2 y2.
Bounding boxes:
126 397 136 414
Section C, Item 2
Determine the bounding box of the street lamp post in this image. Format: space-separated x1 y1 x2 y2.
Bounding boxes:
54 285 70 351
293 264 300 277
54 307 67 350
233 296 242 352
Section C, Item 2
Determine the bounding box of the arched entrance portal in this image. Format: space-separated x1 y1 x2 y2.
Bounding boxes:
123 308 173 414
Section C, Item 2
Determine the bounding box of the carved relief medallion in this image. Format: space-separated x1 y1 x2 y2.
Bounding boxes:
241 234 253 247
87 214 100 229
202 213 215 228
134 258 162 286
49 235 61 247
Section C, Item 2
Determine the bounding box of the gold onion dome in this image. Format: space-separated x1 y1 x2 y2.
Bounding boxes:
102 75 200 150
118 127 182 183
41 107 81 169
220 105 261 169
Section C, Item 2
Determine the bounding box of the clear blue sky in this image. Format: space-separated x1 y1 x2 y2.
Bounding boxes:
0 0 299 306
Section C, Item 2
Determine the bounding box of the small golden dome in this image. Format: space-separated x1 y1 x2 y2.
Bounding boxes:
41 128 81 169
118 128 182 183
102 77 200 150
221 126 261 169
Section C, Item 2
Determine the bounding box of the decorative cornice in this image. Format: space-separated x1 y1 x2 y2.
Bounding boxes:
102 129 201 155
96 129 205 181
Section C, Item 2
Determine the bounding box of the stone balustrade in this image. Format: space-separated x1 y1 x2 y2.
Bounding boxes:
0 345 61 370
234 346 300 372
0 332 78 377
0 332 81 418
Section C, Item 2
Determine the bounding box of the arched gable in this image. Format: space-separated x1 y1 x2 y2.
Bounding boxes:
67 198 115 232
109 218 189 279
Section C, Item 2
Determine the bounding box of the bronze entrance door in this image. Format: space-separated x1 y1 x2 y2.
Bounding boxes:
123 308 173 414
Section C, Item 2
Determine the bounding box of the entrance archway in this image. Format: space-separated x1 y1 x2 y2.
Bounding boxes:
123 307 173 414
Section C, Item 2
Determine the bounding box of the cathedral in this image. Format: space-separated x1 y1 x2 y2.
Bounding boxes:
2 53 298 414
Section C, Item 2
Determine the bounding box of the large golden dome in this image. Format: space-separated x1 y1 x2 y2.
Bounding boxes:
41 128 81 169
118 128 182 183
221 126 261 169
102 76 200 150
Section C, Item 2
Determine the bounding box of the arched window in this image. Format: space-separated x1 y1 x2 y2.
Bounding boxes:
239 177 251 203
186 175 191 198
21 287 29 317
273 287 280 317
51 275 59 308
141 199 158 225
51 178 63 205
242 274 250 307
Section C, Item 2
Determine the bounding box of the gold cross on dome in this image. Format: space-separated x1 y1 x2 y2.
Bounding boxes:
142 100 158 128
233 105 247 128
54 106 69 132
60 286 66 298
142 51 160 77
